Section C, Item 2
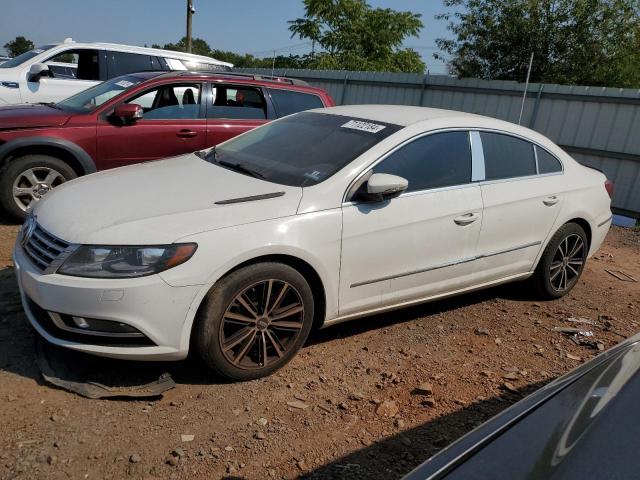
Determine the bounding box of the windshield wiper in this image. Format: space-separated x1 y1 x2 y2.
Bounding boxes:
38 102 63 110
215 159 265 179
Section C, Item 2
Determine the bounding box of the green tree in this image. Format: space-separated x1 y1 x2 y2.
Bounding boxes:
3 36 35 57
289 0 425 73
437 0 640 87
161 36 213 57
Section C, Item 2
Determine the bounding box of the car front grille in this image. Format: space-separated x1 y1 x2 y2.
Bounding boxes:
22 224 70 272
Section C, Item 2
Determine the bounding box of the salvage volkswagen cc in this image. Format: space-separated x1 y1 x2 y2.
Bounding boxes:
13 105 613 380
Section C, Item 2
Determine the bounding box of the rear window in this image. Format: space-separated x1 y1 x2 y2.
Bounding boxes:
207 112 402 187
481 132 536 180
268 88 324 116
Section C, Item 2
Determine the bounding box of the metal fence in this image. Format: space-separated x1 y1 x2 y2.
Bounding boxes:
236 68 640 218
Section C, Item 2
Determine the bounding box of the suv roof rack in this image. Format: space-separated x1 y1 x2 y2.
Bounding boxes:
175 70 310 87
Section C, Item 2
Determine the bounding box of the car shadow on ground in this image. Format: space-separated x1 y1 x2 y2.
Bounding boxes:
0 264 544 392
301 379 551 480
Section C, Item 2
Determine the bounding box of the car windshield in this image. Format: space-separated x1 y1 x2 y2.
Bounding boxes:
0 45 56 68
56 75 146 113
206 112 402 187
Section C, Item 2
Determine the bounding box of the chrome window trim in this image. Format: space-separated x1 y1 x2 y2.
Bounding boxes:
470 131 486 181
534 143 540 174
351 241 542 288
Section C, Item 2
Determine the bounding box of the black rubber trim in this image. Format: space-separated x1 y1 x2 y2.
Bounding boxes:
25 296 155 347
214 191 285 205
0 136 97 174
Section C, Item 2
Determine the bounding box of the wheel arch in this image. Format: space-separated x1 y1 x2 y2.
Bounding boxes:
533 216 594 272
0 136 97 176
185 252 329 355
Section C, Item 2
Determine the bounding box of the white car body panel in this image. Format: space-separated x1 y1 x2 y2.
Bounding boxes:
0 40 232 105
13 105 612 361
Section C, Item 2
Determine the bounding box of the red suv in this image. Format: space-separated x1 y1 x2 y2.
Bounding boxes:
0 71 334 220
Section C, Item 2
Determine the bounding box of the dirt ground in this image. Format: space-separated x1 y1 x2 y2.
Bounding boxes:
0 220 639 480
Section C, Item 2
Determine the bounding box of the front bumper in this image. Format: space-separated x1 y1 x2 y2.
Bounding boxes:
13 242 202 361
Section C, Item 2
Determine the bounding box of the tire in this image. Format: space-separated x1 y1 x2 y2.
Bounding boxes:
0 155 77 222
532 222 589 299
194 262 315 381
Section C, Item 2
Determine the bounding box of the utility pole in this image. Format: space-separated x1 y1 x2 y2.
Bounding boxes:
186 0 194 53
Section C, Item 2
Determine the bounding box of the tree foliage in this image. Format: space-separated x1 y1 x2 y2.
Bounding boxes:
289 0 425 72
3 36 35 57
437 0 640 87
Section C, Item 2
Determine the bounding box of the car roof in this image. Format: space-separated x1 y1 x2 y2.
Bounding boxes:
314 104 485 127
145 71 322 92
49 40 233 67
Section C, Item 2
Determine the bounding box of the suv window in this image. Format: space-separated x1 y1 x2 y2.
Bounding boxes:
126 83 202 119
209 85 266 120
268 88 324 116
536 146 562 174
372 131 472 192
107 51 157 77
45 49 100 80
481 132 536 180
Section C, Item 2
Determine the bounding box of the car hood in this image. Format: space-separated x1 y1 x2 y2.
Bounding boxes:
0 103 71 129
34 153 303 244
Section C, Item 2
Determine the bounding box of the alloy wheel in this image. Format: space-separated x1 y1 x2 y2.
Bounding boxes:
12 167 66 212
549 233 585 292
219 279 305 370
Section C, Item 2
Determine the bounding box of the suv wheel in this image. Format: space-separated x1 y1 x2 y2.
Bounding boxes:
532 222 588 299
0 155 77 221
195 262 314 381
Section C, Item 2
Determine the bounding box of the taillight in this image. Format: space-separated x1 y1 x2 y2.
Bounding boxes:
604 179 614 198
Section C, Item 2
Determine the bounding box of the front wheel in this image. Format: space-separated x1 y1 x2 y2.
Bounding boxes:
194 262 315 381
0 155 77 221
532 222 588 299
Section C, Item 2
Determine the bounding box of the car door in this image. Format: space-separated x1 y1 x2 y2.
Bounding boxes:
339 131 484 317
472 131 565 283
22 48 102 103
96 82 207 169
205 83 271 146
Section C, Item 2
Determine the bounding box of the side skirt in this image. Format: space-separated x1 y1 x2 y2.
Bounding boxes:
322 271 533 328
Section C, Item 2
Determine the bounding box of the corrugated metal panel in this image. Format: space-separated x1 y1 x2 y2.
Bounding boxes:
235 68 640 217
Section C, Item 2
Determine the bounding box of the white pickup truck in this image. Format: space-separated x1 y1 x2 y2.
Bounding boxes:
0 38 232 104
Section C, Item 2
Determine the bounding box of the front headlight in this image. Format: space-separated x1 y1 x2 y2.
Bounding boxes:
57 244 197 278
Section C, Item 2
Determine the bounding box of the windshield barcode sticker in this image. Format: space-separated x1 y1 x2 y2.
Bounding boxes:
115 80 134 88
341 120 386 133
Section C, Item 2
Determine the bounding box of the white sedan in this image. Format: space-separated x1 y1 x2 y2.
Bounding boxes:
13 105 613 380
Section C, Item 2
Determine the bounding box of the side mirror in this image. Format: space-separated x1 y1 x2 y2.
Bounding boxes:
114 104 143 124
28 63 50 82
358 173 408 202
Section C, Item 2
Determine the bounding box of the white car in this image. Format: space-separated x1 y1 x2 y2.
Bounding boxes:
0 38 232 105
13 105 613 380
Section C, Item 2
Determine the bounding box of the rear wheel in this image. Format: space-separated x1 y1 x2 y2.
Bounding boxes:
0 155 76 221
194 262 314 381
532 223 588 299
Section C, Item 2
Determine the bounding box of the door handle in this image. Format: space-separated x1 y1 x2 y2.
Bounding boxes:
454 212 480 226
543 195 559 206
176 129 198 138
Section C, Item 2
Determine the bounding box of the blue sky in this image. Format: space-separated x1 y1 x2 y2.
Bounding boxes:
1 0 455 73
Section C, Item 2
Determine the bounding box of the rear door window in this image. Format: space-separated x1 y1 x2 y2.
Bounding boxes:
107 51 156 77
208 85 267 119
480 132 536 180
536 146 563 174
372 131 472 192
268 88 324 117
